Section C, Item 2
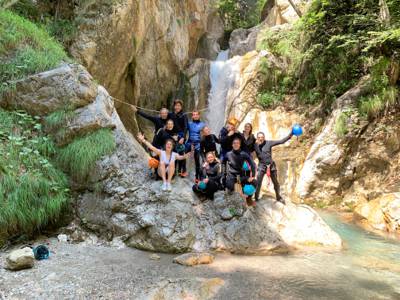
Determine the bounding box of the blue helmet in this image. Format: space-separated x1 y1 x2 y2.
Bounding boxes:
198 181 207 190
243 184 256 196
292 124 303 136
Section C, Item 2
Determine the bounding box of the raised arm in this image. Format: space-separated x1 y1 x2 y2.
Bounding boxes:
137 133 161 156
213 134 220 144
137 109 158 125
270 131 293 147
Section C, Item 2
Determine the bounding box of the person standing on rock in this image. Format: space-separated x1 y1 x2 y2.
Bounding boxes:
219 118 247 186
135 107 170 140
200 126 220 161
242 123 256 157
254 131 293 204
226 137 257 205
192 152 222 200
171 99 189 177
137 133 192 191
186 110 206 181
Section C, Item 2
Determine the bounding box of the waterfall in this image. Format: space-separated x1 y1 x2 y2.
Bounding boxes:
206 50 241 134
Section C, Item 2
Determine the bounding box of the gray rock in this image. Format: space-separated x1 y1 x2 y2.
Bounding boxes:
4 248 35 271
57 234 68 243
229 26 261 57
0 64 97 115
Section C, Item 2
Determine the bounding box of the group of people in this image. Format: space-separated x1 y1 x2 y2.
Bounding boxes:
135 99 295 206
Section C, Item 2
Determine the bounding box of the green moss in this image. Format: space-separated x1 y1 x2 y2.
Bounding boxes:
335 111 351 137
56 128 116 181
0 10 67 94
0 108 69 240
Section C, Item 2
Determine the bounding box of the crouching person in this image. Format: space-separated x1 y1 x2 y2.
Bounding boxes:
137 133 191 192
225 138 257 206
192 152 222 200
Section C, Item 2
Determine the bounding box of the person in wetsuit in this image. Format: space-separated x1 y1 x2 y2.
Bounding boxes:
170 99 189 177
225 138 257 203
254 131 293 204
200 126 219 161
192 152 222 200
153 119 178 150
186 110 206 180
242 123 256 156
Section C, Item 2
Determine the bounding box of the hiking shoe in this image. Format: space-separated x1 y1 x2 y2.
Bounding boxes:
277 197 286 205
162 182 167 191
166 183 172 192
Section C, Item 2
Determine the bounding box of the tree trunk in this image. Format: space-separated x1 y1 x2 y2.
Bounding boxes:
379 0 391 25
288 0 302 18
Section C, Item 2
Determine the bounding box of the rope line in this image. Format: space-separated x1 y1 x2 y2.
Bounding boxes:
110 96 210 115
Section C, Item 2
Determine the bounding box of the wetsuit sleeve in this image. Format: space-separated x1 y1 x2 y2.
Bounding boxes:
137 109 157 125
270 132 293 147
254 143 261 157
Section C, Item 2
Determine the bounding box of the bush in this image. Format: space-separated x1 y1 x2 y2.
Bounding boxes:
56 129 116 181
0 9 67 94
0 109 69 243
216 0 266 31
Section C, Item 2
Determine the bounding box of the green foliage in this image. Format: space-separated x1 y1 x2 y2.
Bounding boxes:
256 0 400 116
0 109 69 241
334 111 352 137
56 129 116 181
216 0 265 30
0 10 67 94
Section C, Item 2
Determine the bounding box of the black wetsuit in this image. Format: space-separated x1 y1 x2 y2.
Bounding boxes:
192 161 222 199
153 128 178 150
243 133 256 154
225 149 257 192
254 132 293 201
171 111 188 174
137 109 172 146
200 134 219 160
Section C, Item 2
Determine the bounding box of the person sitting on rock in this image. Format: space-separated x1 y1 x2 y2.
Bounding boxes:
137 133 192 191
170 99 189 177
153 119 179 150
186 110 206 181
254 131 293 204
200 126 219 161
242 123 256 157
135 106 171 145
192 152 222 200
226 137 257 206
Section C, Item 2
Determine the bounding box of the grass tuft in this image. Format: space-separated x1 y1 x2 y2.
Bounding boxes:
0 9 67 94
56 129 116 181
0 108 69 242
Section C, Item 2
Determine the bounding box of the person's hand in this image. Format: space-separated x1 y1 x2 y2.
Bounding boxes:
204 178 209 184
172 135 178 142
131 105 137 113
179 138 184 144
202 162 209 168
137 133 145 142
248 176 254 183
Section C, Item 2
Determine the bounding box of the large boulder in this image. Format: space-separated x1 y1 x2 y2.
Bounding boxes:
0 64 97 115
4 248 35 271
355 193 400 233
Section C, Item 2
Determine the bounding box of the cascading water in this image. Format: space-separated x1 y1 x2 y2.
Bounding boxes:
206 50 241 134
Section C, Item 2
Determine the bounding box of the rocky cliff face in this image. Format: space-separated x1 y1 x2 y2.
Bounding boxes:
69 0 223 133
